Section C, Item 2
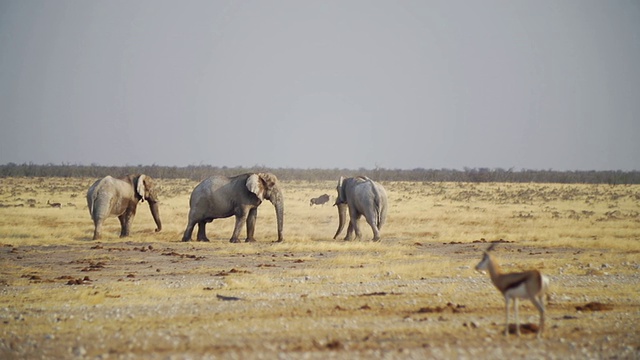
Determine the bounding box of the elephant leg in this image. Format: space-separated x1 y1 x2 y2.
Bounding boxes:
350 213 363 240
92 218 103 240
343 221 354 241
345 215 362 241
245 207 258 242
344 208 357 241
230 212 247 243
196 221 210 242
119 208 136 238
118 215 128 237
181 221 196 242
364 215 381 241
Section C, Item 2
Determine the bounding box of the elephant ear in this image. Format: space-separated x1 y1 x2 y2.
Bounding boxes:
246 174 265 201
258 173 278 190
136 174 147 202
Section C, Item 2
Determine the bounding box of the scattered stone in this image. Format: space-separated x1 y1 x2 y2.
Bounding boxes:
81 262 106 272
417 303 466 314
66 277 92 285
360 291 392 297
463 321 479 328
585 269 604 276
508 323 539 334
325 340 343 350
71 346 86 357
576 302 613 312
214 268 251 276
473 238 513 244
161 251 205 260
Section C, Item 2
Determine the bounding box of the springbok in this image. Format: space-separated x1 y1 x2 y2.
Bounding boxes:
47 200 62 208
475 243 550 338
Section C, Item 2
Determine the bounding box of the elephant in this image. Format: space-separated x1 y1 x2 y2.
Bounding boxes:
333 176 388 242
86 174 162 240
181 172 284 243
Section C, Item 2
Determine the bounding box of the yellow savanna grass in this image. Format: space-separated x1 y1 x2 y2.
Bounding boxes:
0 179 638 263
2 176 639 252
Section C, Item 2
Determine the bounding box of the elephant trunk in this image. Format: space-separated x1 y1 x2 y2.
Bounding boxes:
148 200 162 232
270 187 284 242
334 203 348 240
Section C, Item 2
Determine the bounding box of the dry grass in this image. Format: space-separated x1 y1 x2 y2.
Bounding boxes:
2 178 638 249
1 177 639 358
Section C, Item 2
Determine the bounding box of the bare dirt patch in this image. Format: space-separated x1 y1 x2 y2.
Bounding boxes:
1 240 638 359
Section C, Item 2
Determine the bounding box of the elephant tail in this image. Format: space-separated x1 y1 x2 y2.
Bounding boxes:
374 195 385 230
87 182 101 218
88 191 97 217
377 198 387 230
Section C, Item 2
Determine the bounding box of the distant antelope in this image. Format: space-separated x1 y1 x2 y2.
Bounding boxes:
47 200 62 208
310 194 330 206
475 243 550 338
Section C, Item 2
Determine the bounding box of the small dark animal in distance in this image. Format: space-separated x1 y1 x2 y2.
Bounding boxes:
47 200 62 208
310 194 330 206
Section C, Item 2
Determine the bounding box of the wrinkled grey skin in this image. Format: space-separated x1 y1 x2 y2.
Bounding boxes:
333 176 388 242
87 174 162 240
182 173 284 243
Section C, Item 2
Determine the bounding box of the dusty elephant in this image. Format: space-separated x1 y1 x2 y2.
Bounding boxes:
333 176 388 241
86 174 162 240
181 173 284 243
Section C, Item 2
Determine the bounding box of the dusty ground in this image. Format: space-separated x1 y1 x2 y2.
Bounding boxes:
1 239 638 359
1 178 639 359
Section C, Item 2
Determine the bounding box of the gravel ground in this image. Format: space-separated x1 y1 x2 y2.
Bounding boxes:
1 240 639 359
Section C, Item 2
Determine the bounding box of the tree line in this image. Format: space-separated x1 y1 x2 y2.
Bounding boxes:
0 163 638 184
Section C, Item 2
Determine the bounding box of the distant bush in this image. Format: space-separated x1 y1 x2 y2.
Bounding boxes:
0 163 638 184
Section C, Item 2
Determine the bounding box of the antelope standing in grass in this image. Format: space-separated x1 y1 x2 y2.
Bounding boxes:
475 243 550 338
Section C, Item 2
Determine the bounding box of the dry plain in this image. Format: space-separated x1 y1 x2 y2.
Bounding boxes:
0 177 639 359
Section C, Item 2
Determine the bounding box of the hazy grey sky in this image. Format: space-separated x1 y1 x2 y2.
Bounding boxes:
1 1 639 171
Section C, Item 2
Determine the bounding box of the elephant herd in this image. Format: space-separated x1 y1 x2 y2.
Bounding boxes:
86 173 388 243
